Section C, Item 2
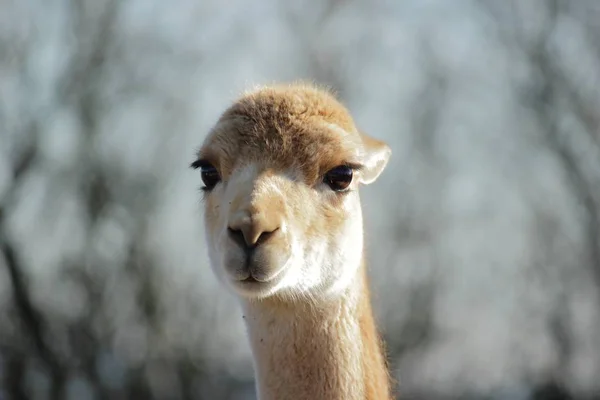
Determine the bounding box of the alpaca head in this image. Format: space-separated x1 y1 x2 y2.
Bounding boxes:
192 84 390 301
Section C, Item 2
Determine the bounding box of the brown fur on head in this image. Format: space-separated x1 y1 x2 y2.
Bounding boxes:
192 83 390 301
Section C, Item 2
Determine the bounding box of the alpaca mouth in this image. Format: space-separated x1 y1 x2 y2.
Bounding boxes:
228 264 287 298
236 269 280 284
234 259 287 284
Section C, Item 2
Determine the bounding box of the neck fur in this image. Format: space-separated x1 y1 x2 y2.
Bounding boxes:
241 262 392 400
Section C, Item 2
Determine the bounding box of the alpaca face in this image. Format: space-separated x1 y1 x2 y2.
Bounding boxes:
193 85 390 301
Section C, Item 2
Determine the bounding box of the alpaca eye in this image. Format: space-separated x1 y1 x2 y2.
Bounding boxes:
191 160 221 191
324 165 353 191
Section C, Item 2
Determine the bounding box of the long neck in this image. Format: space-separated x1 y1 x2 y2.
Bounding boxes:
241 264 392 400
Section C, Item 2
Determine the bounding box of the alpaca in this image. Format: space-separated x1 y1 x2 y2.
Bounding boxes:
191 83 393 399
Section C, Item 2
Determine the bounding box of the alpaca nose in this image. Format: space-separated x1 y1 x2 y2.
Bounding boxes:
228 211 281 250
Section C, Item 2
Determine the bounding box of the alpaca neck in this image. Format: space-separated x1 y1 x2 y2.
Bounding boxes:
241 264 392 400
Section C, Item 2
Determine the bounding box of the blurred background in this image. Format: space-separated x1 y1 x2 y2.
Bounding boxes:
1 0 600 399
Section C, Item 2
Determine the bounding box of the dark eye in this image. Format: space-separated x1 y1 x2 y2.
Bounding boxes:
191 160 221 191
324 165 353 191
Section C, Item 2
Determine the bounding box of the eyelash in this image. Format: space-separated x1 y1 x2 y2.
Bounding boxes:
192 160 363 194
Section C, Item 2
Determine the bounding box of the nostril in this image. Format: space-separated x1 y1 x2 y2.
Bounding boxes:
227 225 280 249
227 227 247 249
255 227 279 246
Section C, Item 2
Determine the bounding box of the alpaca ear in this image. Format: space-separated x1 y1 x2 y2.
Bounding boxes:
358 132 391 185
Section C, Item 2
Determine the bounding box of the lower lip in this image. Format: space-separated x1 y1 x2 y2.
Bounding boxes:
231 266 287 290
234 275 278 289
234 277 272 293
